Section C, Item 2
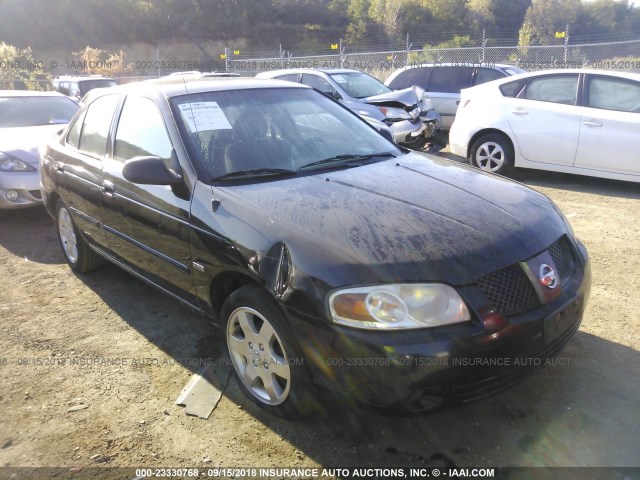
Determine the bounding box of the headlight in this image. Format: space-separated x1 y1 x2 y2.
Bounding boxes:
329 283 470 330
377 106 411 121
0 152 36 172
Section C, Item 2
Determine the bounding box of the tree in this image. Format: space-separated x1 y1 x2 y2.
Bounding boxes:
368 0 408 41
0 42 50 90
518 0 580 45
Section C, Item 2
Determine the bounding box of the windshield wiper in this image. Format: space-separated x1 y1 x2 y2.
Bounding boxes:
213 168 296 181
299 152 395 171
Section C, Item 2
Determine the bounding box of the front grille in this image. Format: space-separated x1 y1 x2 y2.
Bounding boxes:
476 263 540 315
476 236 578 316
548 236 575 285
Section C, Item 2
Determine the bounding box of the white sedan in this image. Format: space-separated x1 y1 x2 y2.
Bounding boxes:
449 69 640 183
0 91 79 209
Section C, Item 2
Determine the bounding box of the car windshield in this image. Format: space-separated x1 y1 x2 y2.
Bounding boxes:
0 96 79 127
329 72 393 98
172 87 401 180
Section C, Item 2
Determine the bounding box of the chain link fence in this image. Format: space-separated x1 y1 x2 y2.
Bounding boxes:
227 38 640 80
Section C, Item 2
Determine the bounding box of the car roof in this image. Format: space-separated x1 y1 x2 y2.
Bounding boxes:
0 90 70 98
483 68 640 85
54 75 114 81
391 62 517 72
258 68 361 77
83 77 310 100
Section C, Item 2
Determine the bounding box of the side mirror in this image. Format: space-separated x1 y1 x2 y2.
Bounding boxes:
122 156 183 185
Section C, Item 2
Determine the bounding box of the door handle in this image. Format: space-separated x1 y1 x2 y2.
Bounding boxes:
101 180 115 198
511 110 529 115
583 121 603 127
54 161 65 173
456 100 460 105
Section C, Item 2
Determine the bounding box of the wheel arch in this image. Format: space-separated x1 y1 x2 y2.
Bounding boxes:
208 271 266 323
467 128 515 160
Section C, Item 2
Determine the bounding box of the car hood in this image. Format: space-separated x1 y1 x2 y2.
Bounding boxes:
362 85 425 108
0 125 66 165
217 153 567 286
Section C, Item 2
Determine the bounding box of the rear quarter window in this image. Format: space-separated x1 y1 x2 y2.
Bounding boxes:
500 79 528 97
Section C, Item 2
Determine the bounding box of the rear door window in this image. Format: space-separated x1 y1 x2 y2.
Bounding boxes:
427 67 473 93
78 94 120 157
66 110 87 148
523 74 579 105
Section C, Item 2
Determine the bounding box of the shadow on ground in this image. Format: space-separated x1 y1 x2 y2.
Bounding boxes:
70 259 640 469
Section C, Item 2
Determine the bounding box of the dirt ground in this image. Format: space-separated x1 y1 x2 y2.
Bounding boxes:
0 159 639 478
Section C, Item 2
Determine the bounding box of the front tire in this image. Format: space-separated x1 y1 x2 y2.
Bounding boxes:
470 133 514 176
220 284 314 418
55 200 102 273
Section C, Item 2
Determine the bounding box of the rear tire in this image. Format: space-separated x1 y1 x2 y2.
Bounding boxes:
470 133 514 176
220 284 315 418
55 200 102 273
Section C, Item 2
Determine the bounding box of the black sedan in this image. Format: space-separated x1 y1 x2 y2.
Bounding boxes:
40 77 591 417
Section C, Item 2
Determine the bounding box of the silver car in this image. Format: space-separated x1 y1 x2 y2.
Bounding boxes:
385 63 526 130
0 91 78 209
256 68 440 148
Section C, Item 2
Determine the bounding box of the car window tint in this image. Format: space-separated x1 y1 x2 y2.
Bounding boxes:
388 67 431 90
475 68 505 85
78 94 120 157
66 110 86 148
588 76 640 113
523 75 578 105
427 67 473 93
301 74 338 96
499 79 527 97
274 74 299 82
114 96 173 161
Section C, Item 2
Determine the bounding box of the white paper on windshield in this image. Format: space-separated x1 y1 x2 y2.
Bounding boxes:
178 102 232 131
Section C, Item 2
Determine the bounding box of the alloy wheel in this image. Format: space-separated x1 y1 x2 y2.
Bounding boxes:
226 307 291 405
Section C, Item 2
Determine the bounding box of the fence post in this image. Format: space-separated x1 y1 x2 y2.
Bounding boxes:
339 38 344 68
481 29 486 63
564 24 569 63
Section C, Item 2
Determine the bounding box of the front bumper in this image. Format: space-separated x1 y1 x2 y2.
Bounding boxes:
0 172 43 209
390 110 441 145
287 242 591 412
